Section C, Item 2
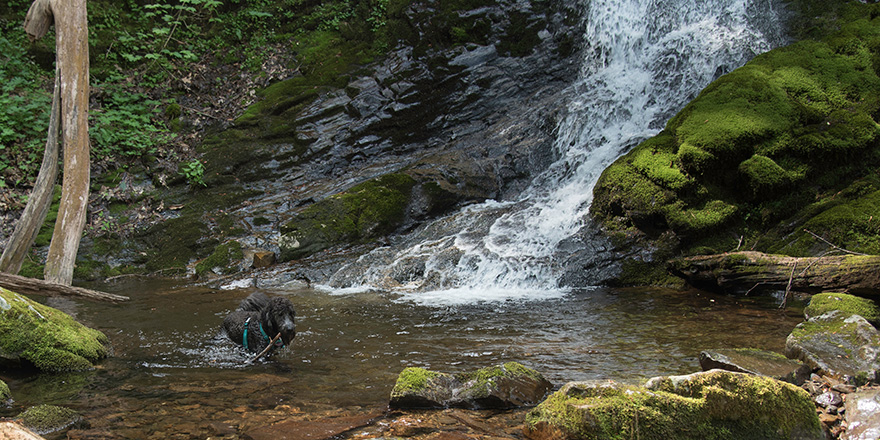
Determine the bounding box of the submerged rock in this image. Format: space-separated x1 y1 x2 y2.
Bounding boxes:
843 388 880 440
16 405 83 436
524 370 822 440
699 348 811 385
389 362 552 409
0 288 108 372
785 310 880 385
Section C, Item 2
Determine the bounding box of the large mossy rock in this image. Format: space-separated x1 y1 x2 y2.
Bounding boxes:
804 292 879 324
0 379 10 405
524 370 822 440
389 362 553 409
786 310 880 385
0 288 108 372
591 2 880 259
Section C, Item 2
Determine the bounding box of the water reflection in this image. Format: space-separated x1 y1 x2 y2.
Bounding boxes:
0 279 804 437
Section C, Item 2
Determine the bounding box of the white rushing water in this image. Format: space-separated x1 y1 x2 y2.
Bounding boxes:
326 0 787 305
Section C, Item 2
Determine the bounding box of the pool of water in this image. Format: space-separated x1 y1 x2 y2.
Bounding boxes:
0 279 805 438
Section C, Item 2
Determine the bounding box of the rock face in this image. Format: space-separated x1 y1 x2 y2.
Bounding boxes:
389 362 552 409
699 348 811 385
0 288 108 372
843 389 880 440
786 293 880 385
524 370 823 440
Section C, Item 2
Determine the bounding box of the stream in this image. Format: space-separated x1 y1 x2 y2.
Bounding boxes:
1 279 804 438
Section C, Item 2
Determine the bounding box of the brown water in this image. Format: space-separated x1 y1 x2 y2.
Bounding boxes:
0 279 805 438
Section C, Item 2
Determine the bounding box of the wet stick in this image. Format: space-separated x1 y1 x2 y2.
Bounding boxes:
247 332 282 364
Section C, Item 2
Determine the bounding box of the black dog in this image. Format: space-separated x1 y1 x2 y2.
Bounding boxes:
222 292 296 353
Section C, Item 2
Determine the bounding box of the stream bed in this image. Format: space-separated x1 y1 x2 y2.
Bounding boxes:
0 279 804 438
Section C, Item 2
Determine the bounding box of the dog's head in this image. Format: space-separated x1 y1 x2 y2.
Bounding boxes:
264 296 297 347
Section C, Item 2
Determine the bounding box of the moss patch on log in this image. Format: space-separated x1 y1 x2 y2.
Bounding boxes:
0 288 108 372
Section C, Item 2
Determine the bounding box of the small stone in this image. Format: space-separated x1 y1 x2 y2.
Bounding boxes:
815 391 843 408
252 251 275 268
819 412 840 426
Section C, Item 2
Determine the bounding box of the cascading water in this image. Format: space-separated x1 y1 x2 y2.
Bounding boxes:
327 0 787 304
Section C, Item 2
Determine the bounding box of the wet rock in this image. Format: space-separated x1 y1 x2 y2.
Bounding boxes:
0 422 45 440
16 405 84 436
699 348 811 385
0 288 108 372
843 388 880 440
815 390 843 408
243 410 382 440
524 370 823 440
785 310 880 385
389 362 552 409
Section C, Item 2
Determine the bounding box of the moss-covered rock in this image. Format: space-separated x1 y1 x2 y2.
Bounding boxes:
804 292 880 324
524 370 822 440
195 240 244 277
279 174 417 261
591 1 880 265
390 362 552 409
0 288 108 372
786 310 880 384
0 380 10 406
16 404 83 435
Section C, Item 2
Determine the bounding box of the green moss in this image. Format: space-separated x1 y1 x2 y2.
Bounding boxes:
527 371 821 440
279 173 417 261
17 404 82 435
592 5 880 257
460 361 544 395
0 288 108 372
391 367 444 397
0 379 9 403
141 214 209 272
805 292 880 322
195 240 244 276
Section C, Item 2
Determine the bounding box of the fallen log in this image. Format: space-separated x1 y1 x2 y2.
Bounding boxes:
0 272 129 303
667 251 880 297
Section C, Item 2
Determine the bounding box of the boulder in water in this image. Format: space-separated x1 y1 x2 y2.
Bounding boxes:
0 288 108 372
16 405 83 436
389 362 552 409
0 379 10 406
524 370 822 440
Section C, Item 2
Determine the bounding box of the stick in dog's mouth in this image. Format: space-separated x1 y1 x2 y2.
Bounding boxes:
246 332 283 364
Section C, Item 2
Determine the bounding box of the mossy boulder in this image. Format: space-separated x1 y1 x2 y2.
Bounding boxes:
0 288 108 372
804 292 880 324
0 380 10 406
16 404 83 435
524 370 822 440
279 174 417 261
390 362 552 409
591 1 880 260
786 309 880 385
195 240 244 277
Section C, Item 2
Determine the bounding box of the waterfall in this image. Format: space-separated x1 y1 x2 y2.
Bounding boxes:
325 0 787 305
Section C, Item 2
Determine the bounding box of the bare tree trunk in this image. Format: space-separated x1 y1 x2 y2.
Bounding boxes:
23 0 90 285
0 77 60 274
0 272 129 302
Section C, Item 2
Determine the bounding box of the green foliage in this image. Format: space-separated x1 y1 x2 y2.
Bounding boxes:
179 159 207 187
90 81 172 160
